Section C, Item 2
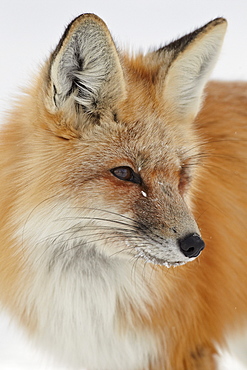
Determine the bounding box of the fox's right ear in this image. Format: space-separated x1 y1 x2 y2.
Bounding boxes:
152 18 227 121
44 14 125 120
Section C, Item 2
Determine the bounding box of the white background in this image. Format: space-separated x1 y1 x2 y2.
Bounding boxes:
0 0 247 369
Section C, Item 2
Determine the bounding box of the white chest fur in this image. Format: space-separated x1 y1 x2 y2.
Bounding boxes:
15 204 160 369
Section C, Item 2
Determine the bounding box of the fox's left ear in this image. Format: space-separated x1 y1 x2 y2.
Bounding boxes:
154 18 227 120
45 14 125 119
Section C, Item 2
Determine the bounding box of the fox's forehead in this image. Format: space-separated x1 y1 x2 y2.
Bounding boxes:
82 116 195 172
111 63 198 166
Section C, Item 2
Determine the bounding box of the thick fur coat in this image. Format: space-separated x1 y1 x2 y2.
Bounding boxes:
0 14 247 369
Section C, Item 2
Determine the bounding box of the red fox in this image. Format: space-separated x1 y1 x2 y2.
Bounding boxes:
0 13 247 370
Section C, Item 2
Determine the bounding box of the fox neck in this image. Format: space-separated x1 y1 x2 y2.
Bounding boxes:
18 243 161 369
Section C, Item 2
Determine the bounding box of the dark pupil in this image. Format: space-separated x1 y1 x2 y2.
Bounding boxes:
113 167 132 181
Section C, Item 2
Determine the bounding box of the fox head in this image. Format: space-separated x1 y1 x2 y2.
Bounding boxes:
5 14 227 272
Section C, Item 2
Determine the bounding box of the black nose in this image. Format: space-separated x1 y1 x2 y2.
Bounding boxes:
179 233 205 258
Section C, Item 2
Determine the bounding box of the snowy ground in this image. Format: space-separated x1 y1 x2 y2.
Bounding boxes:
1 0 247 368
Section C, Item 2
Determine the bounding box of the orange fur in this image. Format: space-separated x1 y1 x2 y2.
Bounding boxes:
0 14 247 370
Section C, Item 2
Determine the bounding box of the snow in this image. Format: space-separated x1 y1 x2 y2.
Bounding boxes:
0 0 247 368
0 312 56 370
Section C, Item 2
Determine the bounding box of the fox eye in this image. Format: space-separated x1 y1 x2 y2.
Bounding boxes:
110 166 142 184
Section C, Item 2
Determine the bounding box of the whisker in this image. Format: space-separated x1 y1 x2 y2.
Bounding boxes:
34 224 139 247
66 207 158 237
57 215 146 233
21 194 62 250
54 243 138 263
36 232 143 262
70 207 144 226
130 255 141 283
148 262 157 284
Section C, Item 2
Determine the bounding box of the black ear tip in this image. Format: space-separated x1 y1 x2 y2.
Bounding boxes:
51 13 104 65
209 17 227 26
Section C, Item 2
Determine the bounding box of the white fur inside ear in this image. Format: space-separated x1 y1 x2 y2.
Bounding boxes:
50 16 125 114
51 29 108 111
164 22 227 119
